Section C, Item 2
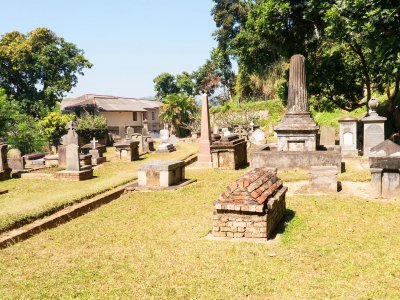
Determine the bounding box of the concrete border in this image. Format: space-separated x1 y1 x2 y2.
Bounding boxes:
0 183 130 249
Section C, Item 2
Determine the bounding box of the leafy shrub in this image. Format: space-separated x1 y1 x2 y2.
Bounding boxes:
76 112 108 141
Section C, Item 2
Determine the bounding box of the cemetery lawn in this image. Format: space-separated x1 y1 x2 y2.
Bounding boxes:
1 169 399 299
0 143 198 233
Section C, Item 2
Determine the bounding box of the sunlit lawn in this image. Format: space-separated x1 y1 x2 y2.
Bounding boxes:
0 143 198 232
0 168 399 299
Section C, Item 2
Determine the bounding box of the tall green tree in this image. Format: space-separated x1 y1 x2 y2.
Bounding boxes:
324 0 400 115
0 27 92 117
153 72 180 100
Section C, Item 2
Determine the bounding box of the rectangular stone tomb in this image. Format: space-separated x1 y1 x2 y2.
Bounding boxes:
369 140 400 198
211 134 247 170
309 166 338 192
138 160 185 187
250 145 342 170
212 167 287 239
115 141 139 161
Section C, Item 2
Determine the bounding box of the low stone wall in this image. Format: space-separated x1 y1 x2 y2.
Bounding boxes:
250 146 341 170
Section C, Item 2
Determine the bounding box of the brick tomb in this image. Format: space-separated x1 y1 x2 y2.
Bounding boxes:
213 167 287 239
210 133 247 170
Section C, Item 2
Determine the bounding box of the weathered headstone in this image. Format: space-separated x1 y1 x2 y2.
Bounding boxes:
131 133 144 152
142 119 149 136
274 54 319 151
66 144 80 172
339 116 358 156
320 126 336 148
361 97 386 156
160 128 170 142
213 126 219 135
7 148 25 171
0 143 11 181
126 127 135 138
169 134 178 146
61 121 79 146
251 128 266 145
119 125 126 139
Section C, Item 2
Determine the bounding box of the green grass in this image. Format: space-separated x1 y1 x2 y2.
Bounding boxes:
0 143 198 233
0 169 399 299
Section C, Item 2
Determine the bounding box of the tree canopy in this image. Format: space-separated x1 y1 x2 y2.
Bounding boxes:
0 27 92 117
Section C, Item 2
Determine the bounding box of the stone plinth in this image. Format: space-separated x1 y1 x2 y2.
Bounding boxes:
212 167 287 239
138 160 185 187
44 155 59 167
250 145 342 170
115 140 139 161
211 134 247 170
156 142 176 153
339 116 358 157
369 140 400 198
309 166 338 192
89 149 106 165
53 168 94 181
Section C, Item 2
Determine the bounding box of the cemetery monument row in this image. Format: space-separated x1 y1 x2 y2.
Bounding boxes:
54 123 93 181
250 54 341 170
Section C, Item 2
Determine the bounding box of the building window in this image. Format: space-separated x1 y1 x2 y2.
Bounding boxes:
132 112 137 121
152 111 155 120
143 112 147 120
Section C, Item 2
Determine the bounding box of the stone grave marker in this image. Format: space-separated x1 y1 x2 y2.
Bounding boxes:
7 148 25 171
126 126 135 138
118 125 126 139
169 134 178 146
142 119 149 136
320 126 336 148
251 128 266 145
160 128 170 142
361 98 386 156
66 144 80 172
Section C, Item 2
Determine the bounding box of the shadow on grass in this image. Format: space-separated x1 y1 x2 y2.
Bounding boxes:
269 208 296 240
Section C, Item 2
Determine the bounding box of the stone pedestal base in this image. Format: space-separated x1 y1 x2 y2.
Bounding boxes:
309 166 338 192
156 143 176 153
54 169 93 181
138 160 185 187
92 157 106 165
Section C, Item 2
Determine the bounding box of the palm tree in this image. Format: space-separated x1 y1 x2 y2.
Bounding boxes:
159 93 197 137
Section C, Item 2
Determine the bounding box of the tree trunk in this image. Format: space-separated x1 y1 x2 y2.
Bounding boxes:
385 75 400 118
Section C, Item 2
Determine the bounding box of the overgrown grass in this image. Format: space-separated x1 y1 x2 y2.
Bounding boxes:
0 143 198 232
0 169 399 299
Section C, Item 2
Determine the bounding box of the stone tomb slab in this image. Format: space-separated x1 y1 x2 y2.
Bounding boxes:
138 160 185 187
309 166 338 192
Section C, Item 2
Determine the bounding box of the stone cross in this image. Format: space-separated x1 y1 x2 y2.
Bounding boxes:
91 137 98 149
62 121 79 146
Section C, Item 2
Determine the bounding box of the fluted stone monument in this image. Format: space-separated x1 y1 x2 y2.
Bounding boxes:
275 55 319 151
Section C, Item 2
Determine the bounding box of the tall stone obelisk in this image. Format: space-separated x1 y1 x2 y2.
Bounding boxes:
275 54 319 151
197 94 212 167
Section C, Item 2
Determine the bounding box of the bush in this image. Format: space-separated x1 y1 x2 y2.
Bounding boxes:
76 112 108 141
39 111 74 146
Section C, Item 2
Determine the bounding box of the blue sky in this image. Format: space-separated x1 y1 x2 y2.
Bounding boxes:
0 0 217 98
